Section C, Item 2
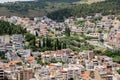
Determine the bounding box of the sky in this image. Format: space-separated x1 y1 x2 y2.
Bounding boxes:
0 0 34 3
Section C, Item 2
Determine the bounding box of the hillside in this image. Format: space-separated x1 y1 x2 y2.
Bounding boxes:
0 0 81 17
0 20 26 35
0 0 106 17
75 0 105 4
37 0 80 3
47 0 120 22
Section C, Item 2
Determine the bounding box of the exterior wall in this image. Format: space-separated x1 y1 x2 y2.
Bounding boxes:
0 67 4 80
17 69 33 80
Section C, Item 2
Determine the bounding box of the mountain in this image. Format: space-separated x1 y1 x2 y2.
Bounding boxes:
0 0 106 17
47 0 120 22
0 0 118 18
0 0 81 17
37 0 80 3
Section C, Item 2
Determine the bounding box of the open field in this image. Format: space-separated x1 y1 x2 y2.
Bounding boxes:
74 0 105 4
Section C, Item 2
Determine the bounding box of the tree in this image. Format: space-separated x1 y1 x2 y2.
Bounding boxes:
100 38 104 44
35 31 38 37
42 38 46 47
29 39 35 46
69 78 74 80
47 0 120 22
0 20 26 35
25 33 35 42
62 42 67 49
65 27 71 36
102 50 120 63
117 69 120 74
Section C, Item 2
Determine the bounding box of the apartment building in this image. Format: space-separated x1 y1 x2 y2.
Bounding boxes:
0 67 4 80
17 68 33 80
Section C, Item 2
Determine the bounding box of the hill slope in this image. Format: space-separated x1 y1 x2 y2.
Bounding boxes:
0 0 106 17
0 0 81 17
47 0 120 21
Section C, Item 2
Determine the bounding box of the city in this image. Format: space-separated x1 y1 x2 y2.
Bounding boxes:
0 0 120 80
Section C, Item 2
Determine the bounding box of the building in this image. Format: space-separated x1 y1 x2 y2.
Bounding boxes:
17 68 33 80
0 67 4 80
0 35 10 44
11 34 23 43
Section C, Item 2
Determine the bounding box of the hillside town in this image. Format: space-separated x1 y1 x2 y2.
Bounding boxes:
0 13 120 80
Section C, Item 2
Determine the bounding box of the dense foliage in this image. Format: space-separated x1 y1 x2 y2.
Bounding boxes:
24 32 94 52
25 33 36 42
0 0 80 16
38 0 80 3
117 69 120 75
0 20 26 35
24 33 67 51
0 1 47 13
47 0 120 21
65 27 71 36
102 50 120 63
0 51 7 60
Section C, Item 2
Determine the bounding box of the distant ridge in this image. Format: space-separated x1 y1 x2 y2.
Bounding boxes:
47 0 120 22
0 0 34 3
74 0 105 4
0 0 119 18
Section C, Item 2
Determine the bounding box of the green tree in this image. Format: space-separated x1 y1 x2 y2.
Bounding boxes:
0 20 26 35
65 27 71 36
117 69 120 74
25 33 35 42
